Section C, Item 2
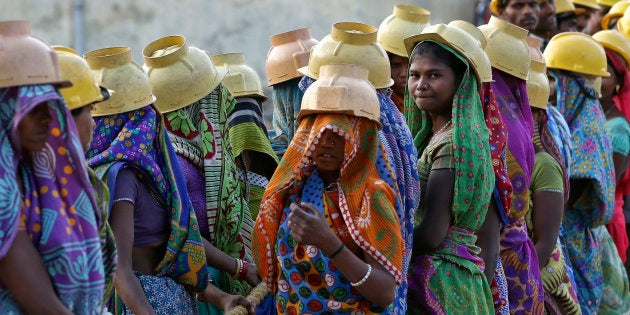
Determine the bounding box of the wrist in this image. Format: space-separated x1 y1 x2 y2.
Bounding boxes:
322 238 343 256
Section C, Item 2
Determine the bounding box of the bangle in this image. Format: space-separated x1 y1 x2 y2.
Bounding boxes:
232 258 242 278
239 260 249 280
350 264 372 287
328 243 345 259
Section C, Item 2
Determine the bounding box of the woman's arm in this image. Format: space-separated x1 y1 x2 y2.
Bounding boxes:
532 190 563 268
288 202 397 307
110 201 156 315
475 197 501 282
0 231 71 315
612 152 629 183
197 281 255 314
413 169 454 254
201 238 260 286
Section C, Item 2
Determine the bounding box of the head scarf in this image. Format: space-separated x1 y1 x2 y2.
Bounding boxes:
547 105 574 176
162 84 253 295
490 68 536 219
269 78 305 159
404 40 494 230
253 114 404 295
87 104 208 292
481 82 513 225
227 96 279 218
607 48 630 195
550 69 616 225
299 74 419 314
0 85 105 312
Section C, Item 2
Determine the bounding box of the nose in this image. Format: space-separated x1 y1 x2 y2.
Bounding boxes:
320 131 336 147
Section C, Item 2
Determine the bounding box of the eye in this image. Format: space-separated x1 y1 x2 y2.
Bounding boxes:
429 73 441 79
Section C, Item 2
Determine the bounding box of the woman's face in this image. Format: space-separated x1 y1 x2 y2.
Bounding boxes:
18 102 52 153
408 54 458 116
547 73 557 106
72 104 96 152
389 53 409 98
601 63 619 100
313 129 345 176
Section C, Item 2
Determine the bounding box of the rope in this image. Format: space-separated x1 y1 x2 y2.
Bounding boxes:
225 282 269 315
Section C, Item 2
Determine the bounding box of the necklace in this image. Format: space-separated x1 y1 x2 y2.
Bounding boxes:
433 119 452 135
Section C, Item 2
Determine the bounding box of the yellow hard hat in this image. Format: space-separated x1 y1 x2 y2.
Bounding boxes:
211 53 267 101
298 63 381 127
377 4 431 57
447 20 493 83
617 6 630 37
143 35 227 113
525 38 549 109
0 20 70 88
53 46 111 110
478 16 530 80
601 0 630 29
597 0 621 8
490 0 508 14
593 30 630 65
265 28 319 86
404 23 492 86
573 0 603 9
298 22 394 89
543 32 610 77
557 0 578 14
84 46 156 117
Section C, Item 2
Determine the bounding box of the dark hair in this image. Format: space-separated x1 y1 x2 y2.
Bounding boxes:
70 106 86 117
409 41 467 87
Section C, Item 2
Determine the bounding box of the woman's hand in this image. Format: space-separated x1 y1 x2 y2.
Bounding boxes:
288 202 338 253
221 294 255 315
243 263 261 287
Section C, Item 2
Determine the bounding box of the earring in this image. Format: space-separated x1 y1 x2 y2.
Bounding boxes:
616 84 621 93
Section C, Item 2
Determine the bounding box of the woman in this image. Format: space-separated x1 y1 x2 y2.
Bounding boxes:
253 64 404 313
404 28 495 313
595 38 630 313
544 32 616 314
86 46 252 314
0 21 106 314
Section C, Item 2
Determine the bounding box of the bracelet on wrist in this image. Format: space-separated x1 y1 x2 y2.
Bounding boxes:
328 243 345 259
350 264 372 287
231 258 242 279
239 260 249 280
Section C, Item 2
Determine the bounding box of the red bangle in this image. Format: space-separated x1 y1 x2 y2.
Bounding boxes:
239 260 249 280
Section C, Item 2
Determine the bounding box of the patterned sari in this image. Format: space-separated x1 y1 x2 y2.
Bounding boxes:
162 84 254 295
300 75 420 315
87 104 209 302
491 69 544 314
0 85 106 314
550 69 616 314
404 42 495 314
253 114 404 313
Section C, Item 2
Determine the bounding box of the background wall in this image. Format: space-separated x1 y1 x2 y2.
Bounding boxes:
1 0 479 125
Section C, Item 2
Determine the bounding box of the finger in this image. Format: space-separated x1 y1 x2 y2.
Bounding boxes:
300 202 321 217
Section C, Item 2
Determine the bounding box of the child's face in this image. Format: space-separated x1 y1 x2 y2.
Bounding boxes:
313 129 345 175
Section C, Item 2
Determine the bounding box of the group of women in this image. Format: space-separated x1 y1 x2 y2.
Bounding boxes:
2 1 630 314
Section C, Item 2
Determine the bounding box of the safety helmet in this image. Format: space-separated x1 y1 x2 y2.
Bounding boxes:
211 52 267 101
556 0 577 14
490 0 508 14
0 20 70 89
298 22 394 89
377 4 431 57
404 23 492 86
447 20 493 83
618 7 630 37
601 0 630 29
525 38 549 109
84 46 156 116
478 16 530 80
53 46 111 110
573 0 603 9
265 28 319 86
143 35 227 113
597 0 621 8
593 30 630 65
543 32 610 77
298 63 381 127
